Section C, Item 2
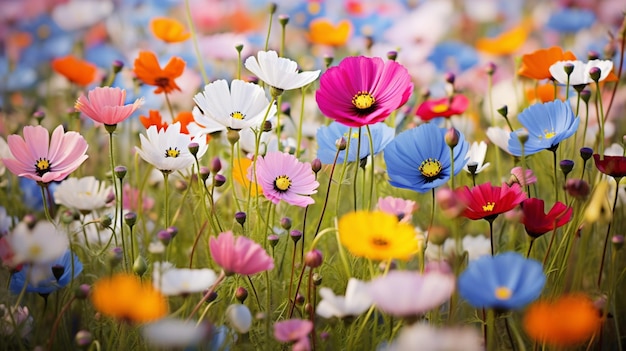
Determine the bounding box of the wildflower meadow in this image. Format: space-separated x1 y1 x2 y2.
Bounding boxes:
2 0 626 350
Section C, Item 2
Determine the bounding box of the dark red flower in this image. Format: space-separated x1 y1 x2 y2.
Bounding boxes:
521 198 573 238
593 154 626 178
415 94 469 121
455 182 526 222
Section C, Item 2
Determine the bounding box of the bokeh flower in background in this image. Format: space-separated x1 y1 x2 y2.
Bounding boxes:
133 51 186 94
54 176 112 213
150 17 190 43
209 231 274 276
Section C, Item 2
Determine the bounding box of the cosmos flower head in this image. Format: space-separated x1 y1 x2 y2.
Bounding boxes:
593 154 626 178
9 250 82 295
75 86 144 127
520 198 573 238
209 231 274 276
133 51 186 94
518 46 577 80
316 278 373 319
244 50 320 92
54 176 113 213
415 95 469 121
455 182 526 222
549 60 614 86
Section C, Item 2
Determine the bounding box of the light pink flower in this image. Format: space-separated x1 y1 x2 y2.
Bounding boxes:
249 152 319 207
509 167 537 187
274 319 313 347
209 231 274 276
2 125 88 184
75 86 143 126
377 196 418 223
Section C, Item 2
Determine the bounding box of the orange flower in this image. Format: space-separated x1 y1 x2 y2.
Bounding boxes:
233 157 261 196
525 83 564 103
523 294 602 347
139 109 198 134
150 17 191 43
133 51 185 94
91 273 168 323
308 18 352 46
51 55 97 86
476 22 530 55
518 47 577 80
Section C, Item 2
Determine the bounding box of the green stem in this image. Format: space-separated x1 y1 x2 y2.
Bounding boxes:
487 309 496 351
353 128 362 211
184 0 209 84
163 172 170 228
597 177 621 288
366 125 375 210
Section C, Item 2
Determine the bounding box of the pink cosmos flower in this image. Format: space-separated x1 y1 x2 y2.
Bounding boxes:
209 231 274 276
416 94 469 121
274 319 313 349
316 56 413 127
509 166 537 187
248 152 319 207
75 86 144 126
377 196 417 223
2 125 88 184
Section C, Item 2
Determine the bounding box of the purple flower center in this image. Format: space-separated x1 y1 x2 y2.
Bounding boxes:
35 158 51 176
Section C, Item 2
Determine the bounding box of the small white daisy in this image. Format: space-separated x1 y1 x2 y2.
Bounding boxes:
244 50 320 92
8 221 68 265
316 278 373 319
54 176 113 213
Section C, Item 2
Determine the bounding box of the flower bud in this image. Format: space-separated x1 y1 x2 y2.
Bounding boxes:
268 234 280 247
387 51 398 61
485 62 496 75
517 129 529 144
466 161 479 175
60 210 76 224
444 72 455 85
235 44 244 53
436 187 465 218
23 214 37 229
612 235 624 250
559 159 574 176
295 293 305 305
226 304 252 334
52 264 65 281
580 147 593 161
427 225 449 246
214 174 226 187
203 290 218 303
133 255 148 277
270 86 284 98
563 63 575 76
75 330 93 349
124 212 137 227
324 55 334 68
564 178 590 200
227 129 240 145
580 90 591 103
497 105 508 118
235 211 246 226
279 14 289 26
445 127 460 148
188 142 199 157
99 215 112 229
211 157 222 173
198 166 210 183
313 272 322 286
167 226 178 238
280 217 292 230
235 287 248 303
75 284 90 299
108 247 123 268
336 137 347 151
33 110 45 123
587 51 600 60
112 59 124 74
174 179 188 192
305 249 323 268
114 165 127 179
290 230 302 243
263 120 273 132
588 67 601 82
269 2 277 14
311 158 322 173
157 230 172 246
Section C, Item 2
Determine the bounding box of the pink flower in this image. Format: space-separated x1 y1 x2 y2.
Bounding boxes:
2 125 88 184
274 319 313 348
509 166 537 187
122 184 155 212
377 196 417 223
75 87 144 126
416 94 470 121
249 152 319 207
209 231 274 276
316 56 413 127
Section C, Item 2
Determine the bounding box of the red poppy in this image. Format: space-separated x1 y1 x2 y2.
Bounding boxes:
415 95 469 121
593 154 626 178
520 198 573 238
455 182 526 221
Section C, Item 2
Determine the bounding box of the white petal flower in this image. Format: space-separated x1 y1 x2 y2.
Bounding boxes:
0 136 10 179
8 221 68 265
152 263 217 296
549 60 613 85
142 318 208 348
317 278 373 319
384 323 483 351
135 123 207 173
188 106 226 136
0 304 33 337
486 126 512 155
244 50 320 91
226 304 252 334
54 176 113 213
193 79 277 131
52 0 113 31
463 141 491 174
426 234 491 262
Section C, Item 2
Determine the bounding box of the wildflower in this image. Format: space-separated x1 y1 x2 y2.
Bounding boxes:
316 122 394 164
427 41 479 73
316 56 412 127
226 304 252 333
316 278 373 319
546 8 596 33
193 79 276 131
135 123 207 174
518 47 577 80
248 151 319 207
2 125 88 184
308 18 351 46
142 318 208 348
486 126 512 155
508 100 579 156
509 166 537 186
456 182 526 221
383 323 483 351
370 270 455 318
51 55 97 86
338 211 421 261
523 294 602 347
0 304 32 338
377 196 418 223
152 263 217 296
150 17 191 43
133 51 185 94
75 87 143 126
475 22 529 55
274 319 313 349
7 221 68 265
458 252 545 310
91 273 168 323
244 50 320 92
384 123 469 193
415 95 469 121
9 250 82 294
520 198 573 238
232 157 261 196
463 141 490 174
425 234 491 262
209 231 274 276
140 110 201 135
593 154 626 177
549 60 614 86
54 176 112 213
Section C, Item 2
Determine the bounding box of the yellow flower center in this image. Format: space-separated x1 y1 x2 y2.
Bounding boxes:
419 158 442 179
343 131 360 139
371 237 390 248
165 147 181 158
482 202 496 211
230 111 245 120
29 245 42 257
431 103 450 114
544 129 556 139
352 91 376 110
274 175 291 192
35 158 51 176
495 286 512 300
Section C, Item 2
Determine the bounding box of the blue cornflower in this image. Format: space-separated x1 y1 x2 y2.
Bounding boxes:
546 8 595 33
508 100 579 157
428 41 479 73
458 252 545 310
316 122 395 164
10 250 83 295
383 123 469 193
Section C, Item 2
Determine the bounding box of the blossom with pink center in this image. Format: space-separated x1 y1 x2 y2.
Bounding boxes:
316 56 413 127
2 125 88 184
209 231 274 276
274 319 313 349
75 86 144 126
377 196 418 223
248 152 319 207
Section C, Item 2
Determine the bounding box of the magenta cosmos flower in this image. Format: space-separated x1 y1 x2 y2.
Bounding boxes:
209 231 274 276
2 125 88 184
274 319 313 350
248 151 319 207
316 56 413 127
75 87 144 126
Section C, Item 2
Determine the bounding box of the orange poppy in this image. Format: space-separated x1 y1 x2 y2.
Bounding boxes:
308 18 352 46
51 55 98 86
133 51 185 94
475 22 530 55
518 47 577 80
150 17 191 43
139 109 197 134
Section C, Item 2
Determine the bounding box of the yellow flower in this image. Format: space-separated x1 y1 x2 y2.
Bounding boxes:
232 157 261 196
91 273 168 323
338 211 420 261
475 21 531 55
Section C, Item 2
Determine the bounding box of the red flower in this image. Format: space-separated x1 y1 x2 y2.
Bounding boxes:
520 198 573 238
593 154 626 178
415 95 469 121
456 182 526 221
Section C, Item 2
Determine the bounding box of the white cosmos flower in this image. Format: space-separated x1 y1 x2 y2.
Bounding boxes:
384 323 483 351
54 176 113 213
463 141 491 174
549 60 614 85
142 318 208 348
486 126 512 155
135 123 207 174
317 278 373 319
52 0 114 31
193 79 277 131
226 304 252 334
8 221 68 265
244 50 320 91
425 234 491 262
188 106 227 136
152 262 217 296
